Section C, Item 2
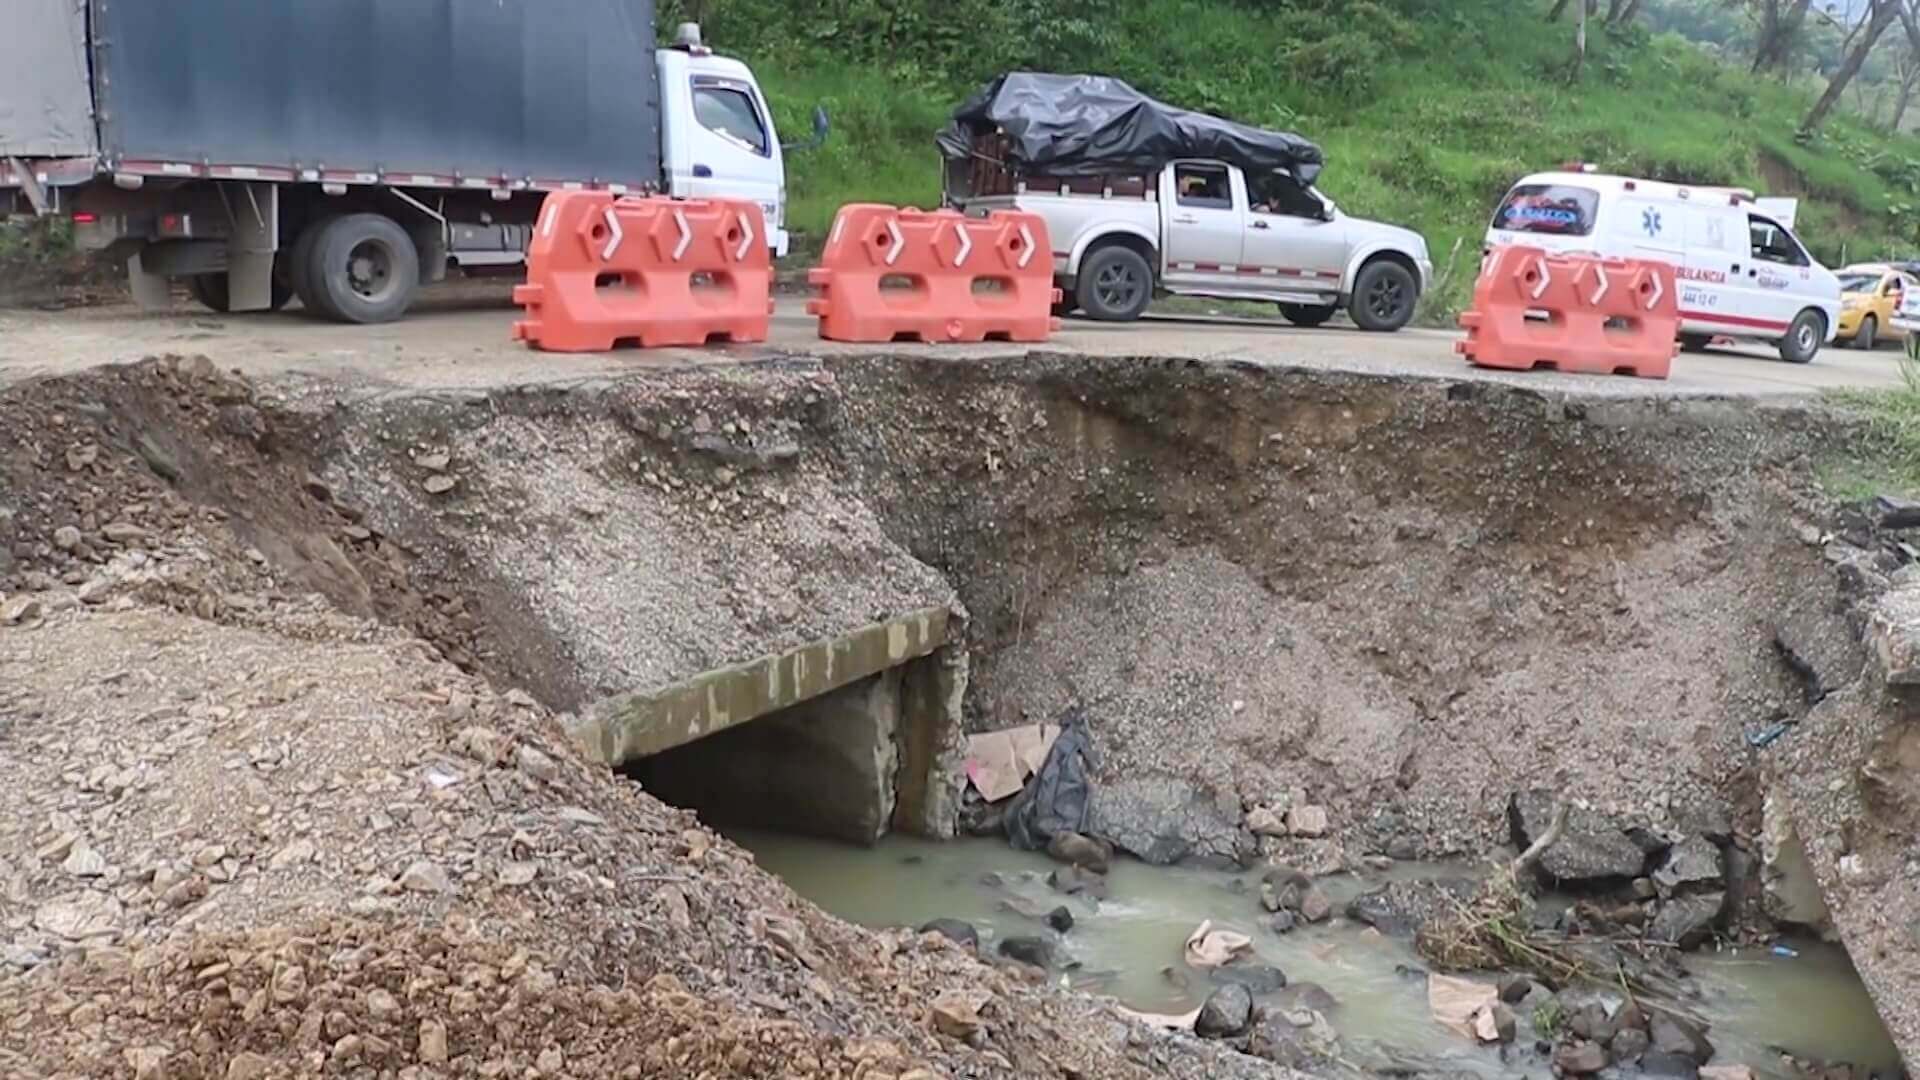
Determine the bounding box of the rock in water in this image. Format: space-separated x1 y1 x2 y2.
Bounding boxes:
1196 984 1254 1038
1047 865 1109 900
1554 1041 1611 1075
1642 1050 1704 1078
1298 885 1333 923
1612 1027 1652 1064
1653 836 1726 895
1046 831 1112 873
1209 964 1288 994
1046 906 1074 933
1508 790 1648 884
996 936 1053 969
1650 1013 1716 1064
1649 892 1726 950
918 919 979 950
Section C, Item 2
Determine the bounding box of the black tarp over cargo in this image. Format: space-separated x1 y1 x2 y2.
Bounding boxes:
57 0 662 188
937 72 1323 184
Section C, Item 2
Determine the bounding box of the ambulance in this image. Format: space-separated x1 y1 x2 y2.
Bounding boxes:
1484 167 1843 364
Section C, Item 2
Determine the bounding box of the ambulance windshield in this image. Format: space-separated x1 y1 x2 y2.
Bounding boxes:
1492 184 1598 237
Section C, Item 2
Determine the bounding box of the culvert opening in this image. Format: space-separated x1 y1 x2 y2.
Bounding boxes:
622 667 909 845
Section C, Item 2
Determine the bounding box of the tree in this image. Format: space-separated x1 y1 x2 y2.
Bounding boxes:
1803 0 1904 133
1753 0 1815 74
1895 3 1920 128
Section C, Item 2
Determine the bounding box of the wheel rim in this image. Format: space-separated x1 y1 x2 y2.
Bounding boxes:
1798 323 1817 352
343 239 399 304
1367 275 1408 322
1095 262 1143 313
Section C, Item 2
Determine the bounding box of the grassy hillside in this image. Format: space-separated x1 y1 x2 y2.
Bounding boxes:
678 0 1920 318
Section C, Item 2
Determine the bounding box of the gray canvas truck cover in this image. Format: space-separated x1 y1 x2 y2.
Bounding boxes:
0 1 97 157
5 0 663 188
937 72 1324 184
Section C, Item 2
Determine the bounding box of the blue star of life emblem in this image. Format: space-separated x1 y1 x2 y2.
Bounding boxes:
1642 207 1663 237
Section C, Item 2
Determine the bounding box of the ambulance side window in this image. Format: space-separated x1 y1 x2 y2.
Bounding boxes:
1749 216 1808 267
1684 209 1736 254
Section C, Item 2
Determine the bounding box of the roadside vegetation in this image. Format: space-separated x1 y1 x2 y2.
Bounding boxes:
1826 347 1920 499
675 0 1920 320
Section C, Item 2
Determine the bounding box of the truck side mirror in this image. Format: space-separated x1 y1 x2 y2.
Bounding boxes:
783 106 831 154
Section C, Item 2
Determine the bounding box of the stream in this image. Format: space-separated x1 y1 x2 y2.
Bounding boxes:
730 830 1902 1079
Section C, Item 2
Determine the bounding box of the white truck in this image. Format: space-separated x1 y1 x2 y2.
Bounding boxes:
1 1 815 324
939 74 1433 331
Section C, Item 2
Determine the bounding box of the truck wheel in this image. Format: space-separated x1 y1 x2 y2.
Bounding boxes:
1778 309 1825 365
304 213 420 324
1679 333 1713 352
187 273 292 313
1350 260 1418 332
1856 315 1877 351
1076 246 1153 322
1279 302 1337 328
287 216 338 319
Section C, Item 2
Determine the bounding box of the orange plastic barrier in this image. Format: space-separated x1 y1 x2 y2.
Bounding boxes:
512 192 771 352
1457 245 1678 379
806 204 1060 343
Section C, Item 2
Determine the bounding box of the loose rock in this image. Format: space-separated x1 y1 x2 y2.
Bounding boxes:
1046 831 1112 873
1284 805 1329 838
918 919 979 950
399 860 452 894
1555 1041 1611 1075
1508 790 1648 884
1196 984 1254 1038
996 936 1053 970
1650 1013 1716 1064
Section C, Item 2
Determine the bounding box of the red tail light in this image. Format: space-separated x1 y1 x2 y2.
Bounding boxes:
70 212 97 224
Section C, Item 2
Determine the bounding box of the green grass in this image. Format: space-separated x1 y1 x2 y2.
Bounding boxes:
712 0 1920 324
1824 347 1920 501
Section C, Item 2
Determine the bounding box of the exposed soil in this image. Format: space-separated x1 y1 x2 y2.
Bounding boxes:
1 352 1915 1074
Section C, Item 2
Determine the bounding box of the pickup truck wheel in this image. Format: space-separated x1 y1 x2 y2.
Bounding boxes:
1350 260 1417 332
1279 302 1337 328
305 213 420 324
1076 247 1152 322
187 273 292 313
1778 309 1825 365
1856 315 1877 351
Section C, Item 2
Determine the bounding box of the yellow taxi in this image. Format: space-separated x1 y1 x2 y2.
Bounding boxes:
1836 264 1920 349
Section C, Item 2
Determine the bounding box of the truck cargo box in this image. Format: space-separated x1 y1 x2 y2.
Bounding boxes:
6 0 663 189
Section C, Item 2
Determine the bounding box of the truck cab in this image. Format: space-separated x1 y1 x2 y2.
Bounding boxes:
951 155 1433 331
657 32 789 258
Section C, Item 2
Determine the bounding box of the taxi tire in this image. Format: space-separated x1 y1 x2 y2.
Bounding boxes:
1779 309 1825 365
1857 315 1877 351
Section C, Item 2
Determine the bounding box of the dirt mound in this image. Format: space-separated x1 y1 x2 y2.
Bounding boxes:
0 360 1279 1080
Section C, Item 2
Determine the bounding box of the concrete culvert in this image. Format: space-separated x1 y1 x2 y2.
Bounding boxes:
0 351 1917 1076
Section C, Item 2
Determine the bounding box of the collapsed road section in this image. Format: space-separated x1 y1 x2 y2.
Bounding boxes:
0 350 1916 1075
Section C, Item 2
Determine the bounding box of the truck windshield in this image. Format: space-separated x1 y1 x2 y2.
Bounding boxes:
693 83 770 156
1492 184 1599 236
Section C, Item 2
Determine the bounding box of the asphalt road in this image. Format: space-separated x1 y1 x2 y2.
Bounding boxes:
0 284 1906 398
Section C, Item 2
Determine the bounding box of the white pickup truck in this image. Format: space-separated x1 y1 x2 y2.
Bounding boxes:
946 157 1434 330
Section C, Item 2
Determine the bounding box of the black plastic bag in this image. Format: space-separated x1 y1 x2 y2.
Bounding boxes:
1004 708 1099 851
936 72 1324 184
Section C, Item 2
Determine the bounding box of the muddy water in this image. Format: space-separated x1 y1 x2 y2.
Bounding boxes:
731 831 1901 1079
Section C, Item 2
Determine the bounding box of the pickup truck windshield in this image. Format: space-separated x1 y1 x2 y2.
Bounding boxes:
1493 184 1598 236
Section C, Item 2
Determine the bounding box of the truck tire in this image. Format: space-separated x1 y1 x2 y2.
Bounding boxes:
303 213 420 324
1779 309 1825 365
1349 259 1418 332
187 272 292 314
1279 302 1337 328
287 216 338 319
1076 246 1153 322
1679 333 1713 352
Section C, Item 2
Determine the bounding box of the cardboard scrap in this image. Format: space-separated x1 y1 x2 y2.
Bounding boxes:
1427 973 1499 1041
1183 920 1254 968
964 723 1061 803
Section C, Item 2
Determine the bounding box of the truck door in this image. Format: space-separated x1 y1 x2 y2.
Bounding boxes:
663 68 787 253
1161 162 1245 290
1241 169 1348 294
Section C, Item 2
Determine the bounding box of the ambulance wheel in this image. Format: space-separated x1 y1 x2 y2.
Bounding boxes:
1856 315 1877 351
1779 309 1825 365
1679 333 1713 353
